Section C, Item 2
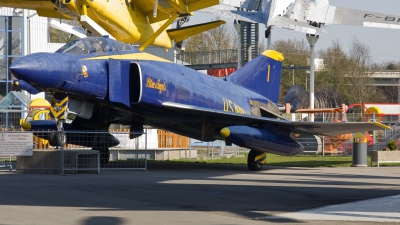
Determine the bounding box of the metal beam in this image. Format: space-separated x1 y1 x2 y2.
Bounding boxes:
184 63 238 70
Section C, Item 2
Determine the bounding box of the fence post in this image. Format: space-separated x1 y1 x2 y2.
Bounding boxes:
59 131 65 176
8 155 12 171
220 140 224 157
189 138 192 159
145 129 147 172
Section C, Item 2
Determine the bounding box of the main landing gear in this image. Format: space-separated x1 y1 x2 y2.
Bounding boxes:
247 149 267 171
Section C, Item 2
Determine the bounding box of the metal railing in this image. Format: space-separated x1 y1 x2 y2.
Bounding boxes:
176 49 238 66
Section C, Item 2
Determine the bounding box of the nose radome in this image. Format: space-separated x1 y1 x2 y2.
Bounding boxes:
10 53 80 90
10 53 51 82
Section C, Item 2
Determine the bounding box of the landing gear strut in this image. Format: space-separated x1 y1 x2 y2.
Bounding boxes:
97 147 110 166
247 149 266 171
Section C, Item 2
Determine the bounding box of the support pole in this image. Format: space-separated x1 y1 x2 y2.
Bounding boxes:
306 34 319 122
234 21 242 68
246 22 252 63
138 13 179 51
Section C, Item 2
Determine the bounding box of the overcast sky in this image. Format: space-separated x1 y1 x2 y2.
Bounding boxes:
188 0 400 64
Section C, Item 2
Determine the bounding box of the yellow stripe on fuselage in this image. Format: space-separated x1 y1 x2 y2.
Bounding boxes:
83 52 171 62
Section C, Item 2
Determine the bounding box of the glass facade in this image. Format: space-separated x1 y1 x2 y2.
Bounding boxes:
0 16 24 101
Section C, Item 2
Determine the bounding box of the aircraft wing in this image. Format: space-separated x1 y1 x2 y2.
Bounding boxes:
290 1 400 30
269 16 327 36
0 0 77 19
134 0 222 23
327 7 400 29
167 20 226 43
162 102 390 136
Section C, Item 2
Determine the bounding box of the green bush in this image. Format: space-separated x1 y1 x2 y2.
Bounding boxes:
387 140 398 151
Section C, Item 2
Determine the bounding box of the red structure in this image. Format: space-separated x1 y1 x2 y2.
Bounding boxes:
207 68 237 77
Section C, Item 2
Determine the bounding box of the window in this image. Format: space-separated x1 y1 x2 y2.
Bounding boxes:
0 16 24 101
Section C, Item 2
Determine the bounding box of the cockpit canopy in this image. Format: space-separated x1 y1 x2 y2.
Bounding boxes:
55 37 140 55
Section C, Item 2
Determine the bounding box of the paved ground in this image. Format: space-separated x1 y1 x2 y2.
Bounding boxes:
1 162 400 225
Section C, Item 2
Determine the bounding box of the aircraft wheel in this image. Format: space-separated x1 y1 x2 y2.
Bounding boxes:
56 131 66 147
247 149 266 171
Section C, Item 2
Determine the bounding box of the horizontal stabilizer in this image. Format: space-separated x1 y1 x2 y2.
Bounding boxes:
166 20 226 43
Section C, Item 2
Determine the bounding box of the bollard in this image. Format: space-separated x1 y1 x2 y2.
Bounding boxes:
352 132 367 167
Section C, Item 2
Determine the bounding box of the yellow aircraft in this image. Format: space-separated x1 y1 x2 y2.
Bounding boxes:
1 0 225 50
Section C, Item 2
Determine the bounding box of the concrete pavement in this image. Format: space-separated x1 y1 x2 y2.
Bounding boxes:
1 162 400 225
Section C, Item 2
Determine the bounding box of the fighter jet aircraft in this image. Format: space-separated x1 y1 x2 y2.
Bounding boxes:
203 0 400 37
10 36 390 170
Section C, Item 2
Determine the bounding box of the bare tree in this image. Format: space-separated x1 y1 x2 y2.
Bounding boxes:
342 38 382 103
317 38 383 104
184 19 238 52
317 40 351 102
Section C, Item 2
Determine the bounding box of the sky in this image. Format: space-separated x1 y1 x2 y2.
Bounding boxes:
187 0 400 64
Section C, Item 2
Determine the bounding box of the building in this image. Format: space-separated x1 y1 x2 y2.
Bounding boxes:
0 8 64 103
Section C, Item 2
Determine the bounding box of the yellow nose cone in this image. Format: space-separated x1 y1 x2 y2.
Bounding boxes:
220 127 230 138
21 121 32 130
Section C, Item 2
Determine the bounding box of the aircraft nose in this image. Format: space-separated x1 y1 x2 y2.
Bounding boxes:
10 53 80 90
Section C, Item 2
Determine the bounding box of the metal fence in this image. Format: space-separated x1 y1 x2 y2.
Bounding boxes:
176 49 238 65
295 126 400 156
0 110 28 131
1 129 149 174
190 139 249 159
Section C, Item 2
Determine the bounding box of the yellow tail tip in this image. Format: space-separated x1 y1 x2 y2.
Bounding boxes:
262 50 284 61
220 127 230 138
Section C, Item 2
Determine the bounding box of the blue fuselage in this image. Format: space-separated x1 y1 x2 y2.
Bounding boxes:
10 37 303 156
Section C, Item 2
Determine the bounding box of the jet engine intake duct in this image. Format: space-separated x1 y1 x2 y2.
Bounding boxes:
108 59 142 107
220 124 304 156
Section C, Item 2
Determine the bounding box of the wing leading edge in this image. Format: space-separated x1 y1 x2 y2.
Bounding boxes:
167 20 226 43
162 102 391 136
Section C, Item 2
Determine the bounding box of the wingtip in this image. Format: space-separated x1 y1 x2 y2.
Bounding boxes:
372 122 392 130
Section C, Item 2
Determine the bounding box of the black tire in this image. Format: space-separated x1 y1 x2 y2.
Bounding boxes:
247 149 265 171
55 131 67 147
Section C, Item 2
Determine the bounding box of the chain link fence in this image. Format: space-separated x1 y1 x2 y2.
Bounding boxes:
4 129 148 174
1 109 399 174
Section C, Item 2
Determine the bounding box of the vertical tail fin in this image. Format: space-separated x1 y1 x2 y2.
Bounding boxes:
225 50 284 103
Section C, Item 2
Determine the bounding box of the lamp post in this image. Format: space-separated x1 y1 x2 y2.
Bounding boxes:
290 65 294 85
306 34 319 122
